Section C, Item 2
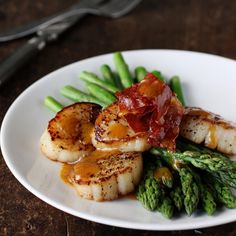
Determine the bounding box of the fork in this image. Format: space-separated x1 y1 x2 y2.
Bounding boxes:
0 0 142 87
0 0 142 42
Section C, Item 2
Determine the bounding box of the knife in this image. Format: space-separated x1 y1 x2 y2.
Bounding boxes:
0 0 103 87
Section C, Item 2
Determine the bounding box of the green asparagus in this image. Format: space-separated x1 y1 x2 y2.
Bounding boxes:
200 185 217 215
60 85 106 107
44 96 63 113
169 76 185 106
113 52 133 88
86 82 116 105
113 72 124 90
170 185 183 211
151 70 166 82
100 64 116 86
136 157 166 211
136 177 163 211
159 197 174 219
177 138 236 187
178 168 199 215
210 178 236 209
150 148 200 215
135 66 147 82
155 145 236 188
190 169 217 215
174 151 235 171
79 71 120 93
172 150 236 188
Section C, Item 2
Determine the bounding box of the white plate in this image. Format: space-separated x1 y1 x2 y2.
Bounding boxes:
1 50 236 230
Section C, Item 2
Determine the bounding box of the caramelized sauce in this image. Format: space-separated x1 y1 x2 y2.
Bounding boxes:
187 108 210 118
125 192 137 200
207 125 217 148
108 123 129 139
60 164 74 185
60 117 80 137
61 150 120 184
187 107 236 129
117 192 137 200
138 77 164 97
81 123 94 143
154 167 172 180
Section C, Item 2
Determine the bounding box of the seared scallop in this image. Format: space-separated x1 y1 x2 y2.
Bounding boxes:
70 150 143 201
40 102 101 163
180 107 236 155
92 103 151 152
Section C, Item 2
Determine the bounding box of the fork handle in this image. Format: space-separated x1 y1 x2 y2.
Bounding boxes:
0 36 46 87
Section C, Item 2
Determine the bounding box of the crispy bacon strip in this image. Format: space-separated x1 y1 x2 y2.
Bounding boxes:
116 73 184 150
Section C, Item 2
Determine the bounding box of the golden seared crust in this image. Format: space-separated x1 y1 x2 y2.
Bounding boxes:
180 107 236 155
73 151 141 184
182 107 236 129
70 151 143 201
93 103 150 152
40 102 101 163
95 103 147 143
48 102 101 151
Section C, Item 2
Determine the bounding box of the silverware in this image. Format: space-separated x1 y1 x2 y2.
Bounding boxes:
0 0 141 42
0 0 141 87
0 0 102 42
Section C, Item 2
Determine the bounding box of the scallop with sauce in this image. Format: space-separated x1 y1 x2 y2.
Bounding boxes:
180 107 236 155
65 150 143 201
92 103 151 152
40 102 101 163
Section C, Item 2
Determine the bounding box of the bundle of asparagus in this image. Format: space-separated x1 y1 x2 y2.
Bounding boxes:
43 52 172 111
150 141 236 218
136 156 175 218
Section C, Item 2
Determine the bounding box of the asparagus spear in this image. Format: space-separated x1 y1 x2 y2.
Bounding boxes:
174 151 235 171
136 158 166 211
210 178 236 209
136 177 163 211
113 72 124 90
169 76 185 106
178 139 236 171
159 197 174 219
177 139 236 186
151 70 166 82
178 167 199 215
100 64 116 86
172 150 236 188
44 96 63 113
86 82 116 105
79 71 120 93
150 148 200 215
137 157 176 218
191 169 217 215
154 166 173 188
60 85 106 107
135 66 147 82
201 184 217 215
113 52 133 88
170 185 183 211
155 146 236 188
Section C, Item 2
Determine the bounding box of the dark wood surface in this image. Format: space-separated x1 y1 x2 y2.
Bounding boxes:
0 0 236 235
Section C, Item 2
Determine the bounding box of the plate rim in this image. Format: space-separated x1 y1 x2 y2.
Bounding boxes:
1 49 236 231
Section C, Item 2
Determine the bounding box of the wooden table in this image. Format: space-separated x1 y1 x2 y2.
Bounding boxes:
0 0 235 235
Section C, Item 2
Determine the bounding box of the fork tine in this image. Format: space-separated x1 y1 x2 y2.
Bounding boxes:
100 0 142 18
